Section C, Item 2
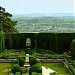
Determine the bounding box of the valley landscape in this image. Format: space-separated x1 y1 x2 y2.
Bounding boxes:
12 13 75 33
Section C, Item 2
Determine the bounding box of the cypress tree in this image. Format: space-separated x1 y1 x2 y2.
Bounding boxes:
70 39 75 60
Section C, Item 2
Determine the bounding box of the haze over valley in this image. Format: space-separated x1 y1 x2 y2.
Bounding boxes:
12 13 75 33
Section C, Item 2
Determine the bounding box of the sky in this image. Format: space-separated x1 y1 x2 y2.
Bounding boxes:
0 0 74 15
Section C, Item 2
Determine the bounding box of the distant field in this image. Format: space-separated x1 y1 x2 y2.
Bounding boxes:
12 16 75 33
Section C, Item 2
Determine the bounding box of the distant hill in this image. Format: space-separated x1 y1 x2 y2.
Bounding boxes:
12 16 75 33
13 13 74 17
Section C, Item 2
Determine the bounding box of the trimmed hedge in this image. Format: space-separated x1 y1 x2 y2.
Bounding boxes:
69 64 75 75
36 50 55 54
29 63 42 75
70 39 75 60
11 64 23 75
38 54 64 59
1 53 7 59
18 57 25 67
29 57 40 66
25 49 35 55
13 60 18 65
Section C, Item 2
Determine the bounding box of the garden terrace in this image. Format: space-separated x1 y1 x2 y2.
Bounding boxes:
0 33 75 75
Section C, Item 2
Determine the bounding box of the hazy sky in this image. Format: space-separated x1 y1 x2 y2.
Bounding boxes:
0 0 74 14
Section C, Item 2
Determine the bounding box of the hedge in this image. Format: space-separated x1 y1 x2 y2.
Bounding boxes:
70 39 75 59
11 64 23 75
29 57 40 66
29 63 42 75
18 57 25 67
69 64 75 75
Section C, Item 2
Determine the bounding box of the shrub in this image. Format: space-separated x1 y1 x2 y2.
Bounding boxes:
2 53 10 59
69 64 75 75
11 64 23 75
13 60 18 65
36 49 55 54
1 53 7 59
29 57 40 66
15 72 20 75
25 49 35 55
6 54 10 59
22 68 28 73
70 39 75 60
0 54 2 58
18 57 25 67
29 63 42 75
21 51 25 55
45 54 49 59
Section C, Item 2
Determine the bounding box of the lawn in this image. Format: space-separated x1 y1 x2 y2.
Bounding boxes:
42 63 69 75
0 63 12 75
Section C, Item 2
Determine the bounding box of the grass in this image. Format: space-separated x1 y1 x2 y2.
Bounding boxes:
42 63 69 74
0 63 12 75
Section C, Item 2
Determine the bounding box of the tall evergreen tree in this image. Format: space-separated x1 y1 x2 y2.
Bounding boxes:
0 6 17 32
70 39 75 60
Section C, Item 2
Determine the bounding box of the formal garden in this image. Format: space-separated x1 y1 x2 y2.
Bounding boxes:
0 47 75 75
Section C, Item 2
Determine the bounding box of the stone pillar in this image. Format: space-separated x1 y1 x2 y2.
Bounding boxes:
25 54 29 63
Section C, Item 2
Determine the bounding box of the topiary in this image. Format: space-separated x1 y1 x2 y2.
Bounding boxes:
11 64 23 75
29 57 40 66
6 54 10 59
29 63 42 75
18 57 25 67
1 53 7 59
13 60 18 65
22 68 28 73
70 39 75 60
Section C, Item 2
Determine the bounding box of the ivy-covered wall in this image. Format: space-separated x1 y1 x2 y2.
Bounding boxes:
0 33 74 53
